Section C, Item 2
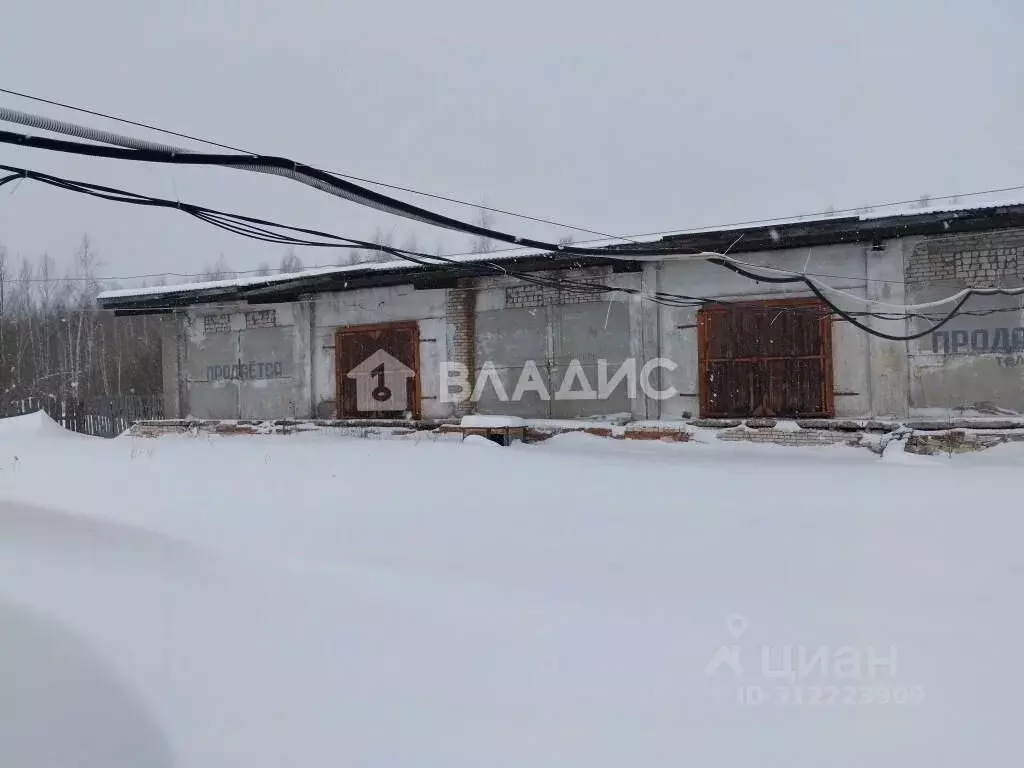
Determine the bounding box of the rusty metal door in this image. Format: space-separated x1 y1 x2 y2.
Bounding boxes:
336 322 420 419
698 299 833 418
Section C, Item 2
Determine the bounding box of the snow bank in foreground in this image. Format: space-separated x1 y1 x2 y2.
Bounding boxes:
0 595 173 768
462 434 502 447
0 430 1019 766
0 410 85 440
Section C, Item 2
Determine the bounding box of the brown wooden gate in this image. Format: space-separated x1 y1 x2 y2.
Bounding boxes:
335 322 421 419
698 299 833 418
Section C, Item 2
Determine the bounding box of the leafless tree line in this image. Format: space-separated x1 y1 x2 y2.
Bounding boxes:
0 208 499 413
200 207 498 280
0 237 162 413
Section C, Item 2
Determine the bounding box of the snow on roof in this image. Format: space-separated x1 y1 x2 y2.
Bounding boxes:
98 196 1024 303
96 248 542 301
96 233 665 302
649 196 1024 236
857 197 1024 220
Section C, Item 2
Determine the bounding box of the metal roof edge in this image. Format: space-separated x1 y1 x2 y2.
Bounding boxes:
96 201 1024 313
96 252 626 311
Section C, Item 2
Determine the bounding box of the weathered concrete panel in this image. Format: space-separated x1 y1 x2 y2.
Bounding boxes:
179 303 302 420
908 292 1024 413
474 364 553 418
549 363 633 418
905 229 1024 414
550 301 632 419
239 379 298 419
635 264 661 419
156 240 975 421
417 317 448 419
185 319 239 419
237 325 297 419
159 317 181 419
236 327 295 378
292 301 313 418
189 380 239 420
659 243 867 299
830 317 871 417
858 242 907 418
474 306 551 416
316 286 447 327
476 306 550 365
553 300 631 364
658 304 700 420
470 271 644 419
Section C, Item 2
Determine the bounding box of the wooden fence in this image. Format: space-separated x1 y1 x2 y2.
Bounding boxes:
2 395 164 438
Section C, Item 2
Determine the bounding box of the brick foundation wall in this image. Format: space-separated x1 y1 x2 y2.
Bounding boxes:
129 416 1024 456
716 428 862 447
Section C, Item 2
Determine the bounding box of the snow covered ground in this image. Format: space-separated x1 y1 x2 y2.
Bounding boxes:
0 413 1020 767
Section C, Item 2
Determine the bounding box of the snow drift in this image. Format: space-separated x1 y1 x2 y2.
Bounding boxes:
0 596 173 768
0 427 1018 766
0 410 91 440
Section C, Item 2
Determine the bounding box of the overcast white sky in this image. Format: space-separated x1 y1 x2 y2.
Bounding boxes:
0 0 1021 284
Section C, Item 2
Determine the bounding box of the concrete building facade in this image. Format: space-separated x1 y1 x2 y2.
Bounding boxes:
101 202 1024 422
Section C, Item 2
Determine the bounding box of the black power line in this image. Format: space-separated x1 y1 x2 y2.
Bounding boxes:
706 257 1024 342
5 85 1024 248
5 162 1020 338
0 85 635 242
0 164 702 309
0 127 710 258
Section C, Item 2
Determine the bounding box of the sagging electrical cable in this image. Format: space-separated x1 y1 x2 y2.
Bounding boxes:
0 115 696 257
3 163 1013 333
0 166 981 324
11 166 929 315
0 92 645 243
10 107 1017 329
9 86 1024 254
0 163 709 310
706 257 1024 341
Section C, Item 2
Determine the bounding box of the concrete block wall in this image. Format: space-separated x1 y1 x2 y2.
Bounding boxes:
160 315 182 419
178 302 302 420
470 267 646 420
862 240 909 419
904 229 1024 415
163 247 900 421
164 229 1024 422
171 288 453 422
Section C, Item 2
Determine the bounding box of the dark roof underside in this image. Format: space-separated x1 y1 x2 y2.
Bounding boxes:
99 203 1024 314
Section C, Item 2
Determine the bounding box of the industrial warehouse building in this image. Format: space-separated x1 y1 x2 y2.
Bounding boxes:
98 202 1024 423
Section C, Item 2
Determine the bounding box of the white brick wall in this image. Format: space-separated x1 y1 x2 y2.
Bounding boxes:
907 230 1024 286
505 282 610 308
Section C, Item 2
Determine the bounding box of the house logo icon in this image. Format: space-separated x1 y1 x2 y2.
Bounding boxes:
347 349 415 412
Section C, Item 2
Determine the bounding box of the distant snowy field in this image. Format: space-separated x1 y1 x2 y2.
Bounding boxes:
0 413 1019 767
